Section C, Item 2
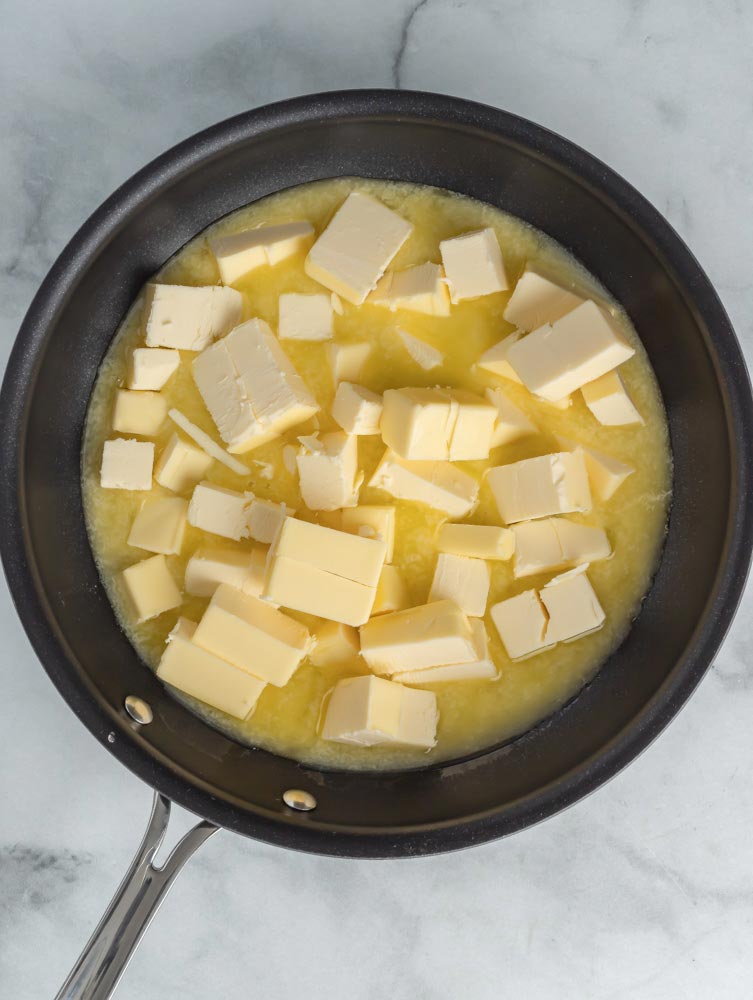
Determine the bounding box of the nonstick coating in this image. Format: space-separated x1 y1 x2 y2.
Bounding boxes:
1 91 752 858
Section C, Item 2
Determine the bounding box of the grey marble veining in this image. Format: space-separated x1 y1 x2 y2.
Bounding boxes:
2 1 753 997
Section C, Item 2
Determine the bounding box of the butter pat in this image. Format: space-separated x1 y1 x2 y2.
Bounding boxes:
339 505 396 561
503 267 584 330
369 262 450 315
119 554 181 623
297 432 362 511
487 451 591 523
485 387 537 446
265 556 376 626
369 449 479 517
326 341 371 384
512 517 611 578
112 389 167 437
331 382 383 435
321 675 438 749
278 292 334 341
393 619 496 684
305 192 413 304
476 331 524 383
558 436 634 501
167 409 249 476
128 348 180 390
192 318 318 453
360 599 476 676
209 222 314 284
372 564 411 615
380 387 498 461
436 523 515 561
540 566 605 643
246 498 293 544
192 584 311 687
100 439 154 490
506 300 635 402
188 482 249 540
154 433 213 493
128 497 188 555
491 589 552 660
273 517 386 587
581 370 643 426
310 621 361 667
396 329 444 370
158 619 266 719
144 284 242 351
439 228 508 303
429 553 490 617
185 544 268 598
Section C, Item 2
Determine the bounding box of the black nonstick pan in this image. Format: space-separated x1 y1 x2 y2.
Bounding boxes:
2 90 752 999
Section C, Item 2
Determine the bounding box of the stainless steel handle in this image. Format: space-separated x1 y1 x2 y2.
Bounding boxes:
56 793 218 1000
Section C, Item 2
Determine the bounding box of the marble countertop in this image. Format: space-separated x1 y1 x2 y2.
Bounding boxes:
2 2 753 997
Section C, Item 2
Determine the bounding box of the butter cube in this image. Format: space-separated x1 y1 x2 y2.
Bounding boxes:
167 409 249 476
209 222 314 284
155 433 213 493
359 599 477 676
274 517 386 588
297 432 362 511
119 554 182 623
339 505 396 561
326 341 371 384
581 370 643 426
380 387 497 461
503 268 584 330
540 566 605 643
309 621 361 667
127 496 188 555
436 523 515 561
321 675 438 749
128 348 181 390
246 498 293 544
158 619 266 719
278 292 334 341
305 192 413 304
512 517 611 578
490 589 552 660
112 389 167 436
100 439 154 490
429 553 490 617
484 387 537 446
185 544 268 598
369 262 451 315
396 329 444 370
372 564 411 615
264 556 376 626
487 451 591 524
331 382 383 435
393 619 496 684
192 584 311 687
369 449 479 517
475 331 524 383
144 284 243 351
193 319 318 454
558 436 634 501
439 228 508 303
188 482 249 540
449 389 502 461
506 301 635 402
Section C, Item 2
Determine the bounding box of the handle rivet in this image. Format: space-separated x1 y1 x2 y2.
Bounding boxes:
107 732 116 744
124 696 153 725
283 789 317 812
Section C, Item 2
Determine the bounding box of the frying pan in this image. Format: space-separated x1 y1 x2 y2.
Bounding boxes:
2 90 752 999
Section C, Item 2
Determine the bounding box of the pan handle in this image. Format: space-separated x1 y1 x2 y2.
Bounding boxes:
55 792 218 1000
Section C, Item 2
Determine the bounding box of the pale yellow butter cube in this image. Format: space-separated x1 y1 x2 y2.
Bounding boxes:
128 496 188 555
475 331 524 383
192 584 312 687
359 599 476 676
331 382 383 436
157 619 266 719
274 517 386 588
392 619 496 684
184 544 268 598
512 517 611 578
309 621 361 667
396 329 444 370
487 451 591 524
297 432 363 511
369 262 451 315
305 192 413 304
484 387 537 447
128 348 181 390
246 498 293 545
155 433 213 493
558 436 635 501
188 482 250 541
100 439 154 490
369 449 479 517
439 228 508 303
503 267 584 330
436 523 515 561
166 409 249 476
447 389 500 461
321 675 437 749
326 341 371 385
490 589 552 660
506 300 635 402
372 564 411 615
540 566 605 643
339 505 396 561
144 284 242 351
278 292 334 341
112 389 167 436
209 222 314 284
380 387 497 461
264 555 376 626
119 554 181 623
581 370 643 426
429 553 490 617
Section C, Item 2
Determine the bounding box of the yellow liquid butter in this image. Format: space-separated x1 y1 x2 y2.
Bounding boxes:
82 178 671 770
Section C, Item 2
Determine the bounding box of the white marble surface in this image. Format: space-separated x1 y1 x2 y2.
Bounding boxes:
2 1 753 997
